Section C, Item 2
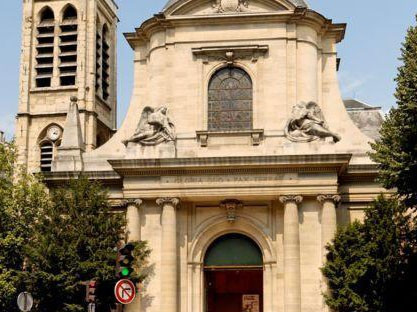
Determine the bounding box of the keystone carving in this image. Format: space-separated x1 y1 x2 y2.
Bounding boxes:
213 0 249 13
220 199 243 223
123 106 176 146
285 101 341 143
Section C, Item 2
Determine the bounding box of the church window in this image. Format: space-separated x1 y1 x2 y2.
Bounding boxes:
59 5 78 86
36 7 55 88
40 142 54 172
208 67 253 131
101 25 110 101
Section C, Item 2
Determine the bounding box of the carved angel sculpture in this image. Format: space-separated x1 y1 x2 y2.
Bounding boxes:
285 101 341 143
123 106 176 146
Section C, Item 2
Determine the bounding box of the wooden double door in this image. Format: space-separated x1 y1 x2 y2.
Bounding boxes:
205 268 263 312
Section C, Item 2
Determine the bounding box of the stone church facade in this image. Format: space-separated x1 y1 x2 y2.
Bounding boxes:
15 1 385 312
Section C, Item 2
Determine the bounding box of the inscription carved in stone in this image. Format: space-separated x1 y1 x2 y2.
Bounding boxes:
285 101 341 143
123 106 176 146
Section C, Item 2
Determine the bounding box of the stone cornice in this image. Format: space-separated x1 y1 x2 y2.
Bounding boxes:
124 9 346 48
340 163 379 183
108 154 352 177
42 170 122 187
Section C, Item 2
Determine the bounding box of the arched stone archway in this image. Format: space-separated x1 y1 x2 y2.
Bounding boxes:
187 218 277 312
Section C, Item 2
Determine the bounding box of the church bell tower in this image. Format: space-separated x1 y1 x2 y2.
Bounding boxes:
16 0 118 172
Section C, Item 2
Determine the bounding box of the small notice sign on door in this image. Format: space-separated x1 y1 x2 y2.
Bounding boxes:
242 294 259 312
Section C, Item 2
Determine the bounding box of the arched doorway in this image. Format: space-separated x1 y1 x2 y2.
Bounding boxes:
204 233 263 312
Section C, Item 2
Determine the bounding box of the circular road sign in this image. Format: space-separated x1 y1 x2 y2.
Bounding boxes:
114 279 136 305
17 292 33 312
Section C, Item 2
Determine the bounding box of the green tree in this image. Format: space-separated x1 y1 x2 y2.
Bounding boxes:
370 16 417 207
0 141 50 311
26 177 150 312
1 142 150 311
322 196 417 312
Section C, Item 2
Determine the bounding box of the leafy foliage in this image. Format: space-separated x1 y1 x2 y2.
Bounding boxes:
370 16 417 207
26 177 150 312
0 142 50 312
322 196 417 312
0 142 150 312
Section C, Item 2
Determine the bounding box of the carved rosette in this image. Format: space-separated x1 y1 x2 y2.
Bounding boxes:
317 194 341 204
279 195 303 204
220 199 243 223
156 197 180 208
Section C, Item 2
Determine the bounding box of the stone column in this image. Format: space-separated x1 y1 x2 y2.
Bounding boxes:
280 195 303 312
318 194 341 312
125 199 143 312
126 199 143 242
317 195 341 260
156 197 180 312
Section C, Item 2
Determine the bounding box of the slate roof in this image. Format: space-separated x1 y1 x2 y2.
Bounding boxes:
343 99 378 110
163 0 309 11
343 99 384 140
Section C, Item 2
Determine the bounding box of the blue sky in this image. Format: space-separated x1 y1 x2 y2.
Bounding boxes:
0 0 416 139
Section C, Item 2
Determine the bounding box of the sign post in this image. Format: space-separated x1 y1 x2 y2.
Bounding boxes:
114 279 136 305
17 292 34 312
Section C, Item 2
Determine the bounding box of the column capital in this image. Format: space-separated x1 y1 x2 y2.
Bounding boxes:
119 198 143 208
128 198 144 208
156 197 180 208
279 195 303 204
317 194 341 204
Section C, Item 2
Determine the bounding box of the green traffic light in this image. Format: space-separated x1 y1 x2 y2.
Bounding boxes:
121 267 130 277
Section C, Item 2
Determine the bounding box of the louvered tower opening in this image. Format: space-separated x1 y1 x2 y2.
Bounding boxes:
102 25 110 101
95 19 102 93
59 5 78 86
36 8 55 88
40 142 53 172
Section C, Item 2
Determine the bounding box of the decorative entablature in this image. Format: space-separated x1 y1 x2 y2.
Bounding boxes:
124 7 346 49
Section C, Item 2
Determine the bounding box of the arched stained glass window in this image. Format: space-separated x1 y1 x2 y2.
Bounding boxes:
208 67 253 131
204 233 263 267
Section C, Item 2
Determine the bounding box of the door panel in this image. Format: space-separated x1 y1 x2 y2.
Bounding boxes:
205 269 263 312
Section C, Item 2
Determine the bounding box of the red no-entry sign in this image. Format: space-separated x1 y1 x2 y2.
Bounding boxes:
114 279 136 305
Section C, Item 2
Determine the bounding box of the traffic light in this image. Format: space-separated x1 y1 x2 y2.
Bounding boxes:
116 243 135 279
86 280 97 303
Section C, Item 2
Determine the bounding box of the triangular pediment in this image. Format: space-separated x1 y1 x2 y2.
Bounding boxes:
164 0 303 16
